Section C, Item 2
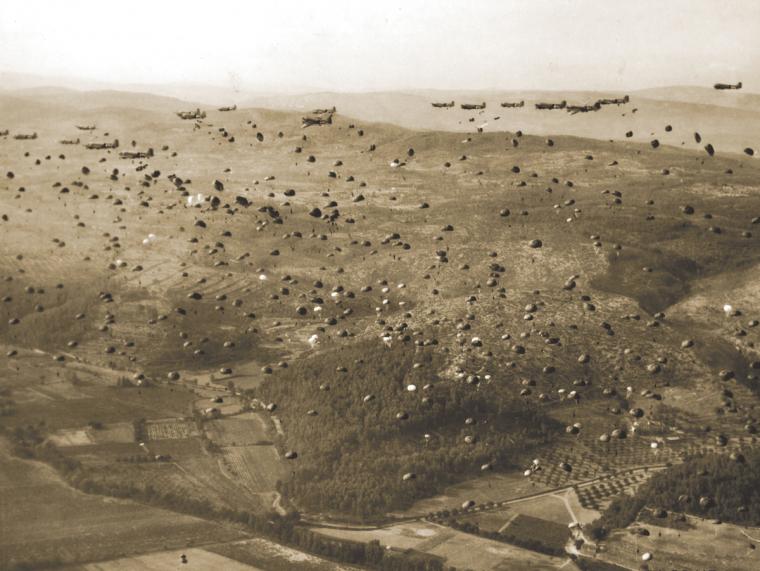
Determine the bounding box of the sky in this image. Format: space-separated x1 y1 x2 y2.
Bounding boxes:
0 0 758 93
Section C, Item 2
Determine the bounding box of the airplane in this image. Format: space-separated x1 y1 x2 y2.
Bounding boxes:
596 95 630 105
119 149 154 159
431 101 455 108
461 102 486 110
75 125 96 131
567 102 602 114
535 100 566 110
176 109 207 120
714 82 742 90
500 101 525 108
85 139 119 149
302 114 333 128
218 105 237 112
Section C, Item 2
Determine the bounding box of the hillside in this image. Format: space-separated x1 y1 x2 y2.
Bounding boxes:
1 88 760 568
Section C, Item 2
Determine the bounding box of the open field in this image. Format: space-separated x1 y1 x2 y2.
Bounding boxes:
316 522 568 570
49 422 135 447
510 493 578 525
462 509 516 533
207 537 362 571
220 445 284 494
71 540 364 571
398 472 553 517
598 515 760 571
75 548 263 571
0 351 198 431
206 412 271 445
145 419 197 440
0 441 247 570
502 514 571 552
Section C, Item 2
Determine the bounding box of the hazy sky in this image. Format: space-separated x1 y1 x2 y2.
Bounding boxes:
1 0 757 92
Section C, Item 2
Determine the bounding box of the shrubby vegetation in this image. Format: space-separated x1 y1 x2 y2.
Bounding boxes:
588 450 760 539
260 339 558 517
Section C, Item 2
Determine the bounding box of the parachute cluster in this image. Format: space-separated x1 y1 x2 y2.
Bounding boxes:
0 83 758 540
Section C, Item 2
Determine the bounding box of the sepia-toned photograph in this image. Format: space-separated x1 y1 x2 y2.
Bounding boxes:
1 1 759 569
